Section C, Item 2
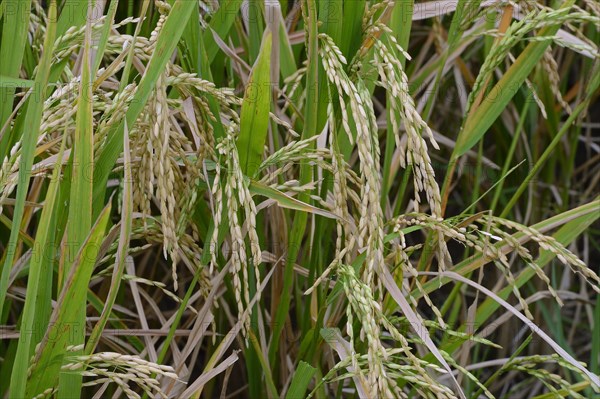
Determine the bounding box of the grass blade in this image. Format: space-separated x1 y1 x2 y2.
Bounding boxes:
0 0 57 319
249 180 338 219
57 9 96 395
203 0 244 64
0 0 31 158
285 361 317 399
236 30 272 178
500 62 600 218
0 76 33 88
25 203 112 398
269 0 319 366
453 0 576 158
85 122 133 355
9 133 68 398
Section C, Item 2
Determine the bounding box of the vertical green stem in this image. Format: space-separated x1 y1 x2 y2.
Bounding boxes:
269 0 318 368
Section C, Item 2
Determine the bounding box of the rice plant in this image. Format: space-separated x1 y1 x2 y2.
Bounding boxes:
0 0 599 398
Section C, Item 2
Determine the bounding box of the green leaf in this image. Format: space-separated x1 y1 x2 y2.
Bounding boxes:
25 203 112 398
57 12 96 395
0 75 33 88
500 62 600 218
65 7 94 278
236 30 272 178
248 330 278 399
453 0 576 157
203 0 244 64
85 123 132 356
285 361 317 399
0 0 57 319
9 133 68 399
0 0 31 156
249 180 338 220
269 0 320 368
92 0 119 75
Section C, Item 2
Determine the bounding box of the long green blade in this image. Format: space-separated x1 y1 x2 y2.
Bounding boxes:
25 203 112 398
0 0 57 319
0 0 31 158
236 30 272 178
9 133 68 399
453 0 576 158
